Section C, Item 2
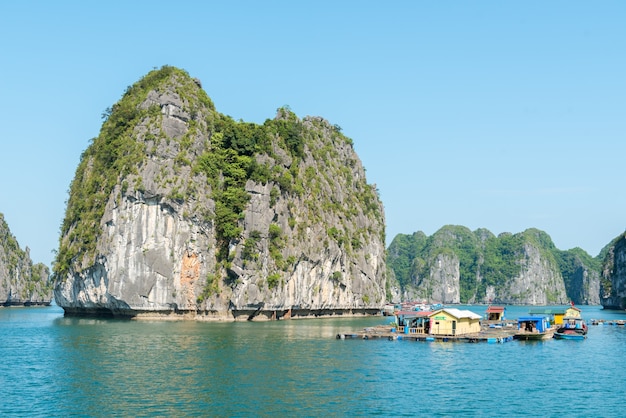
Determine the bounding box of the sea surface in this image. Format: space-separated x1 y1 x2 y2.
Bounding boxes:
1 304 626 417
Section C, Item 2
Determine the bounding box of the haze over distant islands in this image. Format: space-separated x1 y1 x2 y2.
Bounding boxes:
1 1 625 267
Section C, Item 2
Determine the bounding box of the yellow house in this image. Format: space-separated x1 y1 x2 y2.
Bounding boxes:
486 305 506 321
565 306 582 318
428 308 482 336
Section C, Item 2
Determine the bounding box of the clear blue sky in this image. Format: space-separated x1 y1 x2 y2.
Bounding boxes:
1 1 625 267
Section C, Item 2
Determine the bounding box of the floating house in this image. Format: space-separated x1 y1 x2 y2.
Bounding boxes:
382 304 396 316
428 308 482 336
528 308 562 325
517 316 551 333
395 310 431 335
514 316 555 340
485 305 506 321
565 306 582 318
528 305 582 325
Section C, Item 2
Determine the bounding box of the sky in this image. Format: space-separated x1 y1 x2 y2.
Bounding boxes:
1 1 625 268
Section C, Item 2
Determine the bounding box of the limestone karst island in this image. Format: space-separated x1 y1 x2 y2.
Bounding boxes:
4 66 626 317
0 214 52 306
52 66 386 320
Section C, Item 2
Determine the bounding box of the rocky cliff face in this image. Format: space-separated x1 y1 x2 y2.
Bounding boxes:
561 250 601 305
409 242 567 305
600 233 626 309
491 243 567 305
386 226 596 305
0 213 52 305
567 266 600 305
405 251 461 304
53 66 386 320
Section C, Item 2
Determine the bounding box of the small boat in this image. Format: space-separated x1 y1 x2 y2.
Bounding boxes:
382 304 396 316
554 317 588 340
414 303 429 312
514 316 555 340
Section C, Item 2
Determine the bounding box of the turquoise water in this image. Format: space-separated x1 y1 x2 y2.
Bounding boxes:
1 305 626 417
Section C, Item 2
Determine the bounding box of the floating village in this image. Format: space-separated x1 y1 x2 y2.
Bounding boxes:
336 303 624 343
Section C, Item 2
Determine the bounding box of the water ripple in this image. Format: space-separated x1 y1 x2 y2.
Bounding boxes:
2 306 626 416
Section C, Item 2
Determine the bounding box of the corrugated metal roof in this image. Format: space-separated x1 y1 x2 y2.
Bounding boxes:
433 308 482 320
396 310 431 317
517 316 547 321
486 306 505 313
528 308 566 314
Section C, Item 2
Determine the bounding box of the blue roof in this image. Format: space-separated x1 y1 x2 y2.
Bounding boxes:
517 316 547 322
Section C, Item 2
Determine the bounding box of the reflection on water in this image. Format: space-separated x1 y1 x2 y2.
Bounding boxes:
1 305 626 416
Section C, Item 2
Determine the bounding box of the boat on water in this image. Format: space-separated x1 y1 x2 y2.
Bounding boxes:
384 302 432 315
382 304 396 316
554 317 588 340
514 316 555 340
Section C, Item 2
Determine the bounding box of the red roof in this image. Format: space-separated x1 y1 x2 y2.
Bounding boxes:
486 306 505 313
395 310 431 317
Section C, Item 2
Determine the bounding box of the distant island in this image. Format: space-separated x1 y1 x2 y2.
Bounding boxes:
0 213 52 306
386 225 605 306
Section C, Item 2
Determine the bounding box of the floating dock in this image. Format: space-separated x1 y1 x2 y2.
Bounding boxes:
336 324 517 343
590 319 626 326
338 318 626 343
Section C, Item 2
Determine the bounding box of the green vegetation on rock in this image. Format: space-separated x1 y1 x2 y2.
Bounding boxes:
193 108 306 263
387 225 601 304
53 65 386 307
55 66 209 278
0 213 52 301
